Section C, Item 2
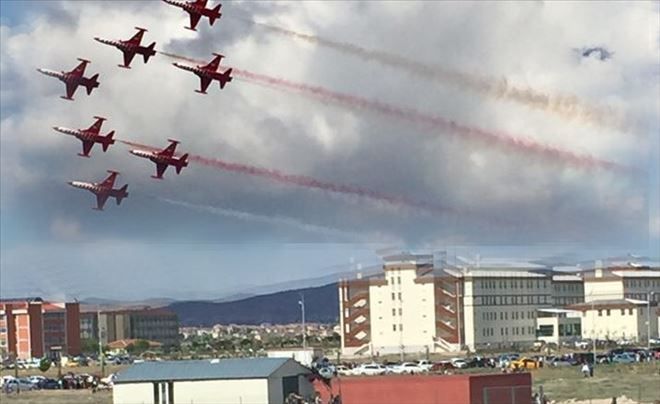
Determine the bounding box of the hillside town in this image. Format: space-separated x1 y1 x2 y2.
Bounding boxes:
1 253 659 403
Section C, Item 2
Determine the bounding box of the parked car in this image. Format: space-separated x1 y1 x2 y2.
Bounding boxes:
37 378 60 390
390 362 425 374
611 353 635 364
451 358 468 369
335 365 352 376
509 357 539 369
317 366 334 379
27 375 46 386
417 359 433 371
550 358 572 367
4 378 37 392
431 361 455 372
353 363 387 376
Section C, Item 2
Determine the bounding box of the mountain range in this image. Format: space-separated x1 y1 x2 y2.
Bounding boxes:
169 282 340 326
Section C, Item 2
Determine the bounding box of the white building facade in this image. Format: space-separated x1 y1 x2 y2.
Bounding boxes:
113 358 313 404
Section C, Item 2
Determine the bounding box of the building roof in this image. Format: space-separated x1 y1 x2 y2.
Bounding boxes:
567 299 656 311
552 274 582 282
383 253 433 265
611 270 660 278
537 308 580 314
444 268 547 278
107 339 162 350
115 358 309 384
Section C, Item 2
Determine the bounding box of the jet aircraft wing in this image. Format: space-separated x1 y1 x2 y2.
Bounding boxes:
100 171 118 187
65 82 78 100
96 193 109 210
69 60 88 77
188 12 202 30
199 76 212 93
155 163 168 178
81 140 94 156
127 29 145 45
123 50 137 68
86 117 105 134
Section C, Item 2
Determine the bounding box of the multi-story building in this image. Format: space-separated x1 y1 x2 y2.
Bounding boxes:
80 307 179 348
339 254 461 356
551 272 584 306
568 299 658 342
0 298 81 359
583 265 660 303
448 260 554 351
339 254 660 356
339 254 558 355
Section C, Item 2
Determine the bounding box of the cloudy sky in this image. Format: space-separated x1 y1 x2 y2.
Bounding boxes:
1 1 658 300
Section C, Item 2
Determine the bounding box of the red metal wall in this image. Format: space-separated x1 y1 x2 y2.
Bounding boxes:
65 303 81 356
27 303 44 358
313 373 531 404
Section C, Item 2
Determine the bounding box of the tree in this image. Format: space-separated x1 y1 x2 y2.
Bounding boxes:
39 357 51 372
126 339 151 355
81 338 99 354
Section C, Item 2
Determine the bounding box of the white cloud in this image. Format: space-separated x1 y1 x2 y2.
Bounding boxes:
0 0 657 246
50 215 82 241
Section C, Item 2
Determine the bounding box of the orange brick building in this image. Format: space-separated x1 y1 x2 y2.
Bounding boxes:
0 297 81 360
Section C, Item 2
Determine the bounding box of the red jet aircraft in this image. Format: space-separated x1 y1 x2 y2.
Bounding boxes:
95 27 157 69
68 170 129 211
37 58 100 100
129 139 189 179
162 0 222 31
53 116 115 157
172 53 232 94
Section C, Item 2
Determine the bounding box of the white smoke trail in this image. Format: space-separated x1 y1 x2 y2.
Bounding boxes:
157 197 366 240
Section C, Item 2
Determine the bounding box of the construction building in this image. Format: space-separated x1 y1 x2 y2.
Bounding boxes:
80 307 179 348
0 297 81 360
339 254 660 356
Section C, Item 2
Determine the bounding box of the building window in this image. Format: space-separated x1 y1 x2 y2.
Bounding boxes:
598 310 602 316
392 293 396 301
399 324 403 331
606 309 611 316
398 293 402 301
629 308 633 315
393 324 397 331
398 277 401 285
392 309 396 316
398 308 402 315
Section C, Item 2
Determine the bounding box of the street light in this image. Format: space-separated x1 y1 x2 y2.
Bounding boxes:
298 294 306 349
647 291 655 350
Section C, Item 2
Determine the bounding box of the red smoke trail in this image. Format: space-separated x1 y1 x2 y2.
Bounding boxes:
228 69 628 173
159 50 628 172
244 19 626 131
119 139 454 215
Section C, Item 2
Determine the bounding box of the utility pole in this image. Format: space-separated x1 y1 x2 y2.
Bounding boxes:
648 291 655 350
591 298 596 375
299 294 306 349
98 309 105 378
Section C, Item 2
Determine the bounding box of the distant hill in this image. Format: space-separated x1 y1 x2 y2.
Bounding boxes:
168 283 339 326
80 297 177 311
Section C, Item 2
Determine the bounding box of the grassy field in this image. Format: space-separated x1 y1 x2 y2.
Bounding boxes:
532 362 660 403
1 364 127 379
0 390 112 404
1 362 659 403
